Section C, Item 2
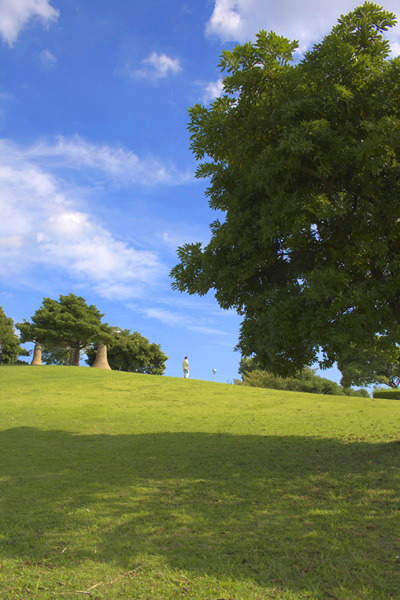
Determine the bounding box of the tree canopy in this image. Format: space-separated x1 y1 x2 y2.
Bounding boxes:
0 306 29 364
17 294 111 366
86 329 168 374
171 3 400 375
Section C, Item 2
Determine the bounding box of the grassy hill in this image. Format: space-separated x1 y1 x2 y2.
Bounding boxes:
0 365 399 600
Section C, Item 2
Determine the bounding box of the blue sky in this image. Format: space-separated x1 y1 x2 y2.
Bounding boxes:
1 0 399 383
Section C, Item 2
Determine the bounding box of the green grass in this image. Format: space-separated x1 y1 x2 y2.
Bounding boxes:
0 365 399 600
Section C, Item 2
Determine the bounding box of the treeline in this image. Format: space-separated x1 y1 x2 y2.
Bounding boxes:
0 294 168 374
235 358 369 397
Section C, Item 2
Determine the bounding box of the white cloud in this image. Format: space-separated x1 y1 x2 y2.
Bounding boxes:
157 295 238 318
201 78 224 104
128 304 229 337
40 48 57 67
160 229 204 248
144 307 184 326
132 51 182 81
0 0 59 46
161 231 181 246
388 24 400 57
391 40 400 56
206 0 242 41
26 135 191 186
40 211 92 240
189 324 230 336
0 139 165 299
206 0 400 54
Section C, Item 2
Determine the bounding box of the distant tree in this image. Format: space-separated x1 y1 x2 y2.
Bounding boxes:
171 3 400 377
41 347 71 366
17 294 111 366
86 329 168 374
338 341 400 389
0 306 30 364
238 356 259 377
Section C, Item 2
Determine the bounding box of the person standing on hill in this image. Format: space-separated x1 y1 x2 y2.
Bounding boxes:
182 356 189 378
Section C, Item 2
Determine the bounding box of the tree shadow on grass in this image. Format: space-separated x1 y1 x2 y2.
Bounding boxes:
0 428 399 598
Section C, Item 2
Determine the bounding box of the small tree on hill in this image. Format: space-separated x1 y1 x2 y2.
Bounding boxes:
86 329 168 374
0 306 30 364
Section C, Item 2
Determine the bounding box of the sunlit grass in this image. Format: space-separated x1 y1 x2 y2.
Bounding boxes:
0 365 399 599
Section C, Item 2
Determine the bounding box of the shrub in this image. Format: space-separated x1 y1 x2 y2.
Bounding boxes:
236 360 370 397
373 389 400 400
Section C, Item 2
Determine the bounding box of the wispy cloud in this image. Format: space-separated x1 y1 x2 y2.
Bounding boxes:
21 135 192 186
157 295 238 318
201 78 224 104
0 139 165 299
128 304 230 337
0 91 14 102
131 51 182 81
0 0 59 46
206 0 400 54
160 229 207 249
0 91 14 126
40 48 57 68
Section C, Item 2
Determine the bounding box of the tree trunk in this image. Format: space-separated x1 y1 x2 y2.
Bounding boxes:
92 343 111 370
69 347 80 366
31 343 43 366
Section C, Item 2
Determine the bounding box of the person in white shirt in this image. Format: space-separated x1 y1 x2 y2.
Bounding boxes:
182 356 189 378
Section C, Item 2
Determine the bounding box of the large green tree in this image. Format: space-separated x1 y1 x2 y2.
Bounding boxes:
86 329 168 374
0 306 29 364
17 294 111 366
171 3 400 375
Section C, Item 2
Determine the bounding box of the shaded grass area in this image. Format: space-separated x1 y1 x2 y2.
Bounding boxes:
0 366 399 599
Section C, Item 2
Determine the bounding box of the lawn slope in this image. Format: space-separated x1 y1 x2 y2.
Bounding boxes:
0 366 399 600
